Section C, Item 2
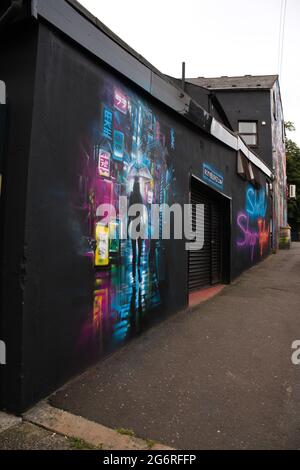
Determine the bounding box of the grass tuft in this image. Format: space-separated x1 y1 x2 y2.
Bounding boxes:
115 428 135 437
69 437 102 450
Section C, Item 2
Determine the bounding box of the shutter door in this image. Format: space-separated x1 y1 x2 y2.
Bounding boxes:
211 201 221 285
188 179 222 292
188 182 211 291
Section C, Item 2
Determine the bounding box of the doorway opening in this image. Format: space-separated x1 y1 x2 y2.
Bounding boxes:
188 176 231 300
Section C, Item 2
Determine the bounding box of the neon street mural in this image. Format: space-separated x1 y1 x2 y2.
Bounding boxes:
236 184 270 261
76 80 176 354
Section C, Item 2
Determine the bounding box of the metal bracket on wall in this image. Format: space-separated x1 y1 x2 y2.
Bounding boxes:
0 81 7 195
0 81 6 104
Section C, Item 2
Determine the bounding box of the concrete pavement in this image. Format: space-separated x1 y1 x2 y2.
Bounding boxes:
0 404 171 450
0 415 77 450
48 244 300 449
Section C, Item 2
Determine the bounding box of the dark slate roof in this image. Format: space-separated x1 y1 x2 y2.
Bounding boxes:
186 75 278 90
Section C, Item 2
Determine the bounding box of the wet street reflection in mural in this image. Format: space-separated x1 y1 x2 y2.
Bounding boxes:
88 239 162 352
77 77 176 355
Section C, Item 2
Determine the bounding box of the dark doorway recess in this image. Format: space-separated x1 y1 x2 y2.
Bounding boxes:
188 176 231 292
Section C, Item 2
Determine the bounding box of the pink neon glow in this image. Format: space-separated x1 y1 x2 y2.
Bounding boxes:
236 212 259 261
236 212 270 261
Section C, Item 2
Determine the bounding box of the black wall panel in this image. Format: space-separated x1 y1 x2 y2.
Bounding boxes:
0 22 272 411
0 24 39 411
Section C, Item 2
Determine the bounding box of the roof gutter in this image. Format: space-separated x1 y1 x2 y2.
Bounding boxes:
22 0 274 179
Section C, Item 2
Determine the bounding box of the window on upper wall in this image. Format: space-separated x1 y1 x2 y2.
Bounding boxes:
238 121 258 147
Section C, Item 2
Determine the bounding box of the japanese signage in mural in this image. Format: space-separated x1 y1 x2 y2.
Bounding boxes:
98 149 111 178
203 163 224 191
77 77 176 355
114 88 128 115
102 106 113 140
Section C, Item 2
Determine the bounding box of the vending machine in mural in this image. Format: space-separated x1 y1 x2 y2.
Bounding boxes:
77 79 176 354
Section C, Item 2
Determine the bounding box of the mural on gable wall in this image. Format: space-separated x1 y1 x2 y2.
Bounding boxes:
271 81 288 248
236 184 270 261
75 79 176 355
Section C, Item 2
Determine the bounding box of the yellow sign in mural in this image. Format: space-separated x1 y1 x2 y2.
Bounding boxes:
95 223 110 267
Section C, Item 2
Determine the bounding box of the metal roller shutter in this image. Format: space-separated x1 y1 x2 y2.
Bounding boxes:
211 201 222 285
188 178 222 292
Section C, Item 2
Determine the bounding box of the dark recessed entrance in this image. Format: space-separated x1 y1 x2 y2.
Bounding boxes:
188 176 230 293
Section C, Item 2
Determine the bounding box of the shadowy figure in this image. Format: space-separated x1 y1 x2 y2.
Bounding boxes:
128 177 144 280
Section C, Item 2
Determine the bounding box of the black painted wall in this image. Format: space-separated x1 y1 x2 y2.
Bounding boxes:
169 79 229 129
212 90 273 169
0 22 38 411
0 21 272 411
170 81 274 170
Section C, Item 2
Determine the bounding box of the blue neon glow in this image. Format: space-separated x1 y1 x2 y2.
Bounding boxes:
245 185 267 219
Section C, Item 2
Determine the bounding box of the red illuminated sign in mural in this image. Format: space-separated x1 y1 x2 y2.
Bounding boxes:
114 88 128 115
98 149 111 178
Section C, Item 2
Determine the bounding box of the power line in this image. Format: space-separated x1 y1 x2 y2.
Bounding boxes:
278 0 288 79
277 0 284 71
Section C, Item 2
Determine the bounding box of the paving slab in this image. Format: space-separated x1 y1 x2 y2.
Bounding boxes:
50 245 300 450
0 412 22 434
24 402 172 451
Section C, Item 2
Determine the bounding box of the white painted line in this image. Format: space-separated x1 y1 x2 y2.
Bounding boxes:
238 137 273 178
211 119 272 179
211 118 237 150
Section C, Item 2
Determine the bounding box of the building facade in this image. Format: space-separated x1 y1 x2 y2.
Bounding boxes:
182 75 288 250
0 0 276 411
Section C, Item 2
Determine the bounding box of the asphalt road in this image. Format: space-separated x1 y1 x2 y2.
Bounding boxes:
51 245 300 450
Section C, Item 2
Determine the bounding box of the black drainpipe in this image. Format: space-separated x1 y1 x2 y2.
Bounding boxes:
0 0 24 28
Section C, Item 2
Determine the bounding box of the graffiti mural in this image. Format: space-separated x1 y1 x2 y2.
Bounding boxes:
236 184 270 261
271 81 288 249
76 79 176 354
245 185 267 220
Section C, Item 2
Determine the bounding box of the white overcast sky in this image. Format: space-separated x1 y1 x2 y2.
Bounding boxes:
80 0 300 145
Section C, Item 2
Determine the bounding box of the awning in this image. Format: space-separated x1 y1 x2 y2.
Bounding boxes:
237 150 265 188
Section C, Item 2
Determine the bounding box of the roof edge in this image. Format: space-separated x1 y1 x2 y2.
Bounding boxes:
185 75 279 91
31 0 273 179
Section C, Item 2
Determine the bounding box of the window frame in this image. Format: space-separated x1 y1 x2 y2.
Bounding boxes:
238 120 258 148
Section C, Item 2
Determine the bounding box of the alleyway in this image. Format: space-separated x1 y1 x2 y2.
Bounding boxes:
51 245 300 450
